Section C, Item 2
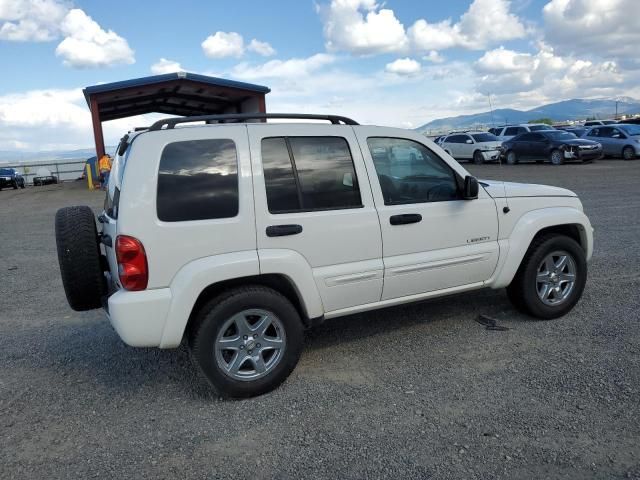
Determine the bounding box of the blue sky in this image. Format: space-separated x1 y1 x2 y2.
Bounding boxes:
1 0 639 151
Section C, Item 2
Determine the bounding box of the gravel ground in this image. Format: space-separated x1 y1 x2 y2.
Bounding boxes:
1 161 639 479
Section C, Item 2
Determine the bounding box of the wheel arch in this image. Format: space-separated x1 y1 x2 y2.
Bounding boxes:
490 208 593 288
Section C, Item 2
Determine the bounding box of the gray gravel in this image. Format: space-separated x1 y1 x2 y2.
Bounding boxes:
1 161 639 479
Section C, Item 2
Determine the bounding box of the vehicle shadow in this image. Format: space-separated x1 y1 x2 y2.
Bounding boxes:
18 288 516 401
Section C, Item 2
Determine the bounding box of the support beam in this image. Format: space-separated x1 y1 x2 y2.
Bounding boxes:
90 96 105 158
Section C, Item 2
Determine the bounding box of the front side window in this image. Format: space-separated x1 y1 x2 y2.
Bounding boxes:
261 136 362 213
587 128 599 137
157 139 238 222
504 127 519 136
367 137 459 205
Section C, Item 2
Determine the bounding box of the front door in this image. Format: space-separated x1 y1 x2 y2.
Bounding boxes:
248 124 383 313
354 127 500 300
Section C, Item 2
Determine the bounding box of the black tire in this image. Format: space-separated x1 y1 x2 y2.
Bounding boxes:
19 180 25 189
12 181 18 189
550 149 564 165
622 146 635 160
472 150 484 165
506 150 518 165
189 286 304 398
506 234 587 319
55 206 106 311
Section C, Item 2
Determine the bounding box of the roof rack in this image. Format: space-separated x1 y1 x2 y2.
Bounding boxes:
148 113 359 131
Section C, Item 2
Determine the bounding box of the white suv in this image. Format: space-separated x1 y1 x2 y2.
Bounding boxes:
494 124 555 141
440 131 502 164
55 113 593 398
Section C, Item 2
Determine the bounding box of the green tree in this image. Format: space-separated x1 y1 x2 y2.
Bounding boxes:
528 118 554 125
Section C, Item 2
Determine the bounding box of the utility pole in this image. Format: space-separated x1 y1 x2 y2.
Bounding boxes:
488 93 496 127
615 99 619 120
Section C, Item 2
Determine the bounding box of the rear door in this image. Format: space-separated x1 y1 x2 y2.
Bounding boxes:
248 124 383 313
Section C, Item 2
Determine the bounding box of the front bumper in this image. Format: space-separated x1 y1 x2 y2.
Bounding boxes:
481 150 501 161
563 146 603 161
107 288 172 347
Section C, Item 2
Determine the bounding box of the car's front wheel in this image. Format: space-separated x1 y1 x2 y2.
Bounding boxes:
472 150 484 165
189 286 304 398
550 149 564 165
507 234 587 319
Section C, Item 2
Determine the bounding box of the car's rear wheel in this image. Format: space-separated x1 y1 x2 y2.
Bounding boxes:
472 150 484 165
622 146 635 160
506 150 518 165
507 234 586 319
550 149 564 165
189 286 304 398
55 206 106 311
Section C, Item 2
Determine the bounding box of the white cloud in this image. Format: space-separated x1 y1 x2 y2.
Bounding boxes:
385 58 421 76
0 0 68 41
319 0 408 55
231 53 336 80
423 50 444 63
543 0 640 63
54 9 134 67
247 38 275 57
201 31 244 58
409 0 526 52
151 58 183 74
0 87 165 151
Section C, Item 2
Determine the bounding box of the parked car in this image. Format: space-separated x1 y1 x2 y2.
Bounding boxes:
54 113 593 398
584 120 617 126
494 124 555 141
502 130 602 165
33 167 58 186
618 118 640 125
440 131 502 164
582 124 640 160
0 168 26 190
556 126 588 138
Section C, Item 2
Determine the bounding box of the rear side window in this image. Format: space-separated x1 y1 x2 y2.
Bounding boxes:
157 139 238 222
261 136 362 213
504 127 519 136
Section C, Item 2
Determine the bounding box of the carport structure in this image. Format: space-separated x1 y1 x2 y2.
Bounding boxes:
83 72 270 157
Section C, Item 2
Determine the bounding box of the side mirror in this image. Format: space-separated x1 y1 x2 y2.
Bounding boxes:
463 175 479 200
465 139 473 144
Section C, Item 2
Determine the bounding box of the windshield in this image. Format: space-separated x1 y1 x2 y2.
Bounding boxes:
0 168 15 175
529 125 554 131
544 131 577 140
619 124 640 136
471 133 498 142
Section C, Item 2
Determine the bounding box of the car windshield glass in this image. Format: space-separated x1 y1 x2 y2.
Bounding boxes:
544 131 577 140
528 125 553 131
0 168 14 175
471 133 497 142
619 124 640 136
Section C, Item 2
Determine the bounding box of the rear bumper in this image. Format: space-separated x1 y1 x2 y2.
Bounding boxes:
107 288 172 347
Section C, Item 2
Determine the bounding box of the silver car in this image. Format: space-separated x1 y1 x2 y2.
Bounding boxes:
582 124 640 160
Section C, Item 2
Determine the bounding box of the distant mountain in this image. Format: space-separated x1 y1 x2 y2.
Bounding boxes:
417 98 640 133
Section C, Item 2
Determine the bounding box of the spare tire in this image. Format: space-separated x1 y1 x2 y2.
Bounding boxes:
55 206 106 311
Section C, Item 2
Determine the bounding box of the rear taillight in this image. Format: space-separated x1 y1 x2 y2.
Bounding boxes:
115 235 148 291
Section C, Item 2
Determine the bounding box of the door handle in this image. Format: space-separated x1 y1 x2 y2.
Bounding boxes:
266 224 303 237
389 214 422 225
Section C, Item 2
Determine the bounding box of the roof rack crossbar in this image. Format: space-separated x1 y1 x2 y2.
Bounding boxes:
148 113 359 131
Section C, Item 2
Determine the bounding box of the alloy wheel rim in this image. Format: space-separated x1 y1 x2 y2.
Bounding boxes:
214 308 286 381
536 250 577 306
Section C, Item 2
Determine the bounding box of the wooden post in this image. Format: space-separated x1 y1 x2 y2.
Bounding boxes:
90 96 106 158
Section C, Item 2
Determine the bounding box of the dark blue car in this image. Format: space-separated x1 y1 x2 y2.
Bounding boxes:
0 168 26 190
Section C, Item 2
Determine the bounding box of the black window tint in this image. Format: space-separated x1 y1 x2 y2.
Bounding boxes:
288 137 361 210
505 127 519 136
261 138 300 213
261 136 362 213
600 127 614 138
530 133 545 141
518 133 534 141
447 135 465 143
588 128 599 137
157 139 238 222
367 137 459 205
